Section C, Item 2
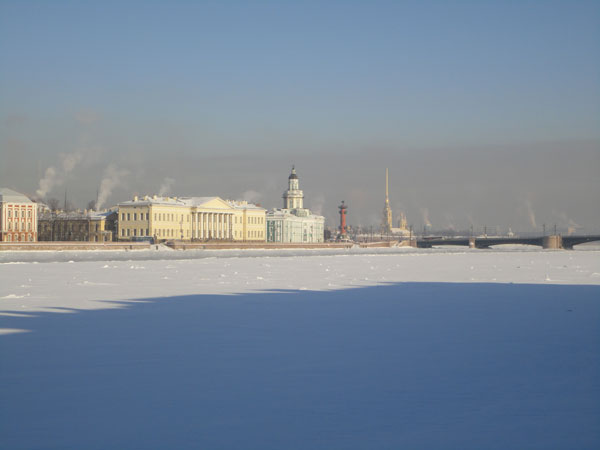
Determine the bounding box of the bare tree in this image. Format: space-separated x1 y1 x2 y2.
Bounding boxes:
47 198 60 211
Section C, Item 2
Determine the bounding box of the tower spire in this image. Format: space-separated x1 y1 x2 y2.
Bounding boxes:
382 168 392 233
385 168 389 204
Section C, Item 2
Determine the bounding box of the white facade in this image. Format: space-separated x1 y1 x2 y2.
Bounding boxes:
266 167 325 243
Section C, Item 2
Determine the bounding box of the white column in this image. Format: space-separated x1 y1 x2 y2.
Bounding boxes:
198 212 204 238
211 213 215 240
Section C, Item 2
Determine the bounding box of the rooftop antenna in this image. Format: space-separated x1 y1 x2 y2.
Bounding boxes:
64 189 67 211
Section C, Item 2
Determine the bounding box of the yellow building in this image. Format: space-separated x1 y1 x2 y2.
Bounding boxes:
228 200 267 242
118 195 266 242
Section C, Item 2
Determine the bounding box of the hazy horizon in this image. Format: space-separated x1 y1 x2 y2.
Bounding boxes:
1 1 599 232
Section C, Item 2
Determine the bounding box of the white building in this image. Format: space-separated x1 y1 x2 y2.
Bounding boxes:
267 167 324 243
0 188 37 242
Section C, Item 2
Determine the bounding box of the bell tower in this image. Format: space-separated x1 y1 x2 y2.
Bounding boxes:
283 166 304 210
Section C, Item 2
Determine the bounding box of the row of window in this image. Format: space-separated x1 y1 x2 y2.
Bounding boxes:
3 233 34 242
5 222 32 231
5 209 33 219
121 228 150 237
121 212 150 221
247 216 264 224
121 211 267 225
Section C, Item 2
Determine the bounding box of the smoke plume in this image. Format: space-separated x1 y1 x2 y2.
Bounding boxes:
158 177 175 196
242 190 263 204
95 165 129 210
310 193 325 215
35 151 85 199
420 207 432 227
525 199 537 229
36 167 59 199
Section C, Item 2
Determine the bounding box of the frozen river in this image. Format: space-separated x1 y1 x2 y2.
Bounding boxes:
1 248 599 449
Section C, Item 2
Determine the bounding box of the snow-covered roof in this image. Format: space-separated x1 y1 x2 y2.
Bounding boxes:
118 195 188 207
179 196 221 207
0 188 34 204
226 200 266 211
39 210 116 221
267 208 324 220
118 195 262 210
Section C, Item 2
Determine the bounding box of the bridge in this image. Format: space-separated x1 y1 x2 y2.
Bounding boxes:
415 235 600 250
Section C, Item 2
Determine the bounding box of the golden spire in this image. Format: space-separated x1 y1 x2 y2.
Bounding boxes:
385 168 389 205
382 168 393 233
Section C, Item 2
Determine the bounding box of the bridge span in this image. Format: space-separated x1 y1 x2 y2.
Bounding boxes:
416 235 600 250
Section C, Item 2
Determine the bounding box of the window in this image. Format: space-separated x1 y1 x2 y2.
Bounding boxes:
28 211 31 218
7 210 11 218
133 229 137 236
121 213 125 221
122 229 125 236
127 213 131 221
134 213 137 220
6 234 10 241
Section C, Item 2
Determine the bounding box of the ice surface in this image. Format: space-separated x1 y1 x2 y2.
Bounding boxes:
1 249 599 449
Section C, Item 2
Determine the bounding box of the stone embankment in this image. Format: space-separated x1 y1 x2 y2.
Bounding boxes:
0 240 417 251
166 241 354 250
0 242 151 251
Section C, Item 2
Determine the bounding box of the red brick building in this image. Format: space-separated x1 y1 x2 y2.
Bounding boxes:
0 188 37 242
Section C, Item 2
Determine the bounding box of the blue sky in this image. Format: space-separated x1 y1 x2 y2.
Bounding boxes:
1 0 599 230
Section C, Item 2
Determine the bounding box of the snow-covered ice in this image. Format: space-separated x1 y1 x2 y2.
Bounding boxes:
1 248 599 449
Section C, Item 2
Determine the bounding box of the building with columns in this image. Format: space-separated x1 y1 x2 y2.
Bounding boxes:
0 188 37 242
266 167 325 243
117 195 265 242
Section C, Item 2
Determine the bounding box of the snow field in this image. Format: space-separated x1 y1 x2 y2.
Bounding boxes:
1 249 599 449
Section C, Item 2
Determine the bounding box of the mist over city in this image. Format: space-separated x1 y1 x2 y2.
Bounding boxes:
1 1 598 233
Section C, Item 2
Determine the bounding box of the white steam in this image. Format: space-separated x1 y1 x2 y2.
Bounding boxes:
525 199 537 229
36 151 85 199
311 194 326 216
242 190 263 204
420 207 432 227
36 167 59 199
158 177 175 196
95 165 129 210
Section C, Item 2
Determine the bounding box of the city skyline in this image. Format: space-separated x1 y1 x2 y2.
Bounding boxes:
1 1 599 231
